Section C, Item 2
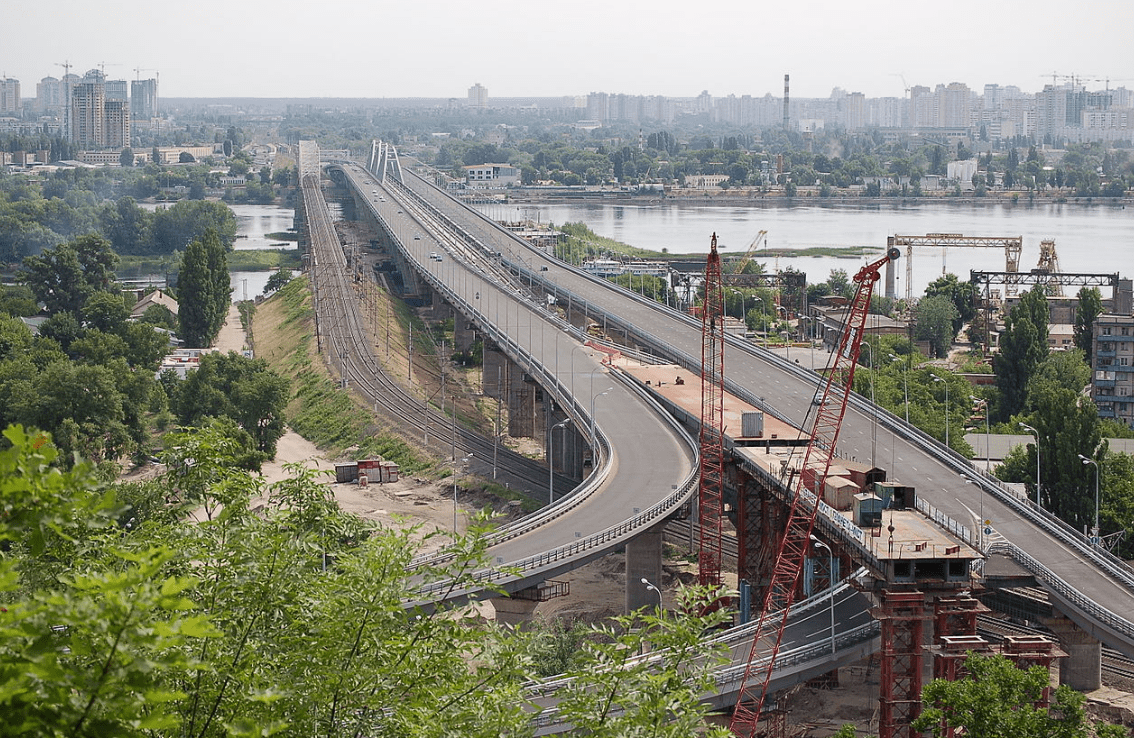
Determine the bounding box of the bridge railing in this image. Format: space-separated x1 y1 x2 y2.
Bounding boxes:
987 540 1134 644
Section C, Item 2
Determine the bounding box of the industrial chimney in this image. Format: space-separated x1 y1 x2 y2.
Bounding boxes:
783 74 790 129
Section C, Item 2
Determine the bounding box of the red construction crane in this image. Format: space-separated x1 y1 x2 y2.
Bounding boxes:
699 233 726 588
729 246 901 736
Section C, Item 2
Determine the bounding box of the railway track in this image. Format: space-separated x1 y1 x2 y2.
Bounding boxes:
301 175 573 497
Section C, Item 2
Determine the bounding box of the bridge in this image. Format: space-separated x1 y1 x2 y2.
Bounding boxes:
298 142 1134 730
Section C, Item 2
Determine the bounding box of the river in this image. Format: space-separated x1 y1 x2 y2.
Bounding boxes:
228 203 295 301
478 200 1133 298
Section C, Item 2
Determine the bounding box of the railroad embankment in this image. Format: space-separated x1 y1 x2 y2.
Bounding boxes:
249 276 431 472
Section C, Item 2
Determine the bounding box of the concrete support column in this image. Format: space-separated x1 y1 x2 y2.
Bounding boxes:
430 288 450 319
491 596 540 630
508 376 536 438
625 523 665 613
482 343 508 399
1046 614 1102 692
453 313 477 352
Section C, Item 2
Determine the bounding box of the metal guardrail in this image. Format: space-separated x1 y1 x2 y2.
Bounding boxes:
987 541 1134 644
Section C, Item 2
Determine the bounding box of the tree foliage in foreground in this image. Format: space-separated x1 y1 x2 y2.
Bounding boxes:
0 423 730 737
913 652 1123 738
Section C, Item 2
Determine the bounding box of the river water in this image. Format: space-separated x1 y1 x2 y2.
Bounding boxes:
479 200 1133 297
228 203 295 300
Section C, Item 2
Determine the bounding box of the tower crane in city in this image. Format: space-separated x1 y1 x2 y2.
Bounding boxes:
727 229 768 276
729 245 901 737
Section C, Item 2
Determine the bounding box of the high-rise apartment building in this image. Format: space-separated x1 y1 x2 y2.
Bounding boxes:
36 76 64 112
70 69 130 150
937 82 972 128
131 78 158 120
104 100 131 149
0 78 20 114
468 82 488 108
105 79 128 102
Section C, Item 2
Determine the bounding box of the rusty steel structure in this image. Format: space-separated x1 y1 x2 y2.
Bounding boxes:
698 233 726 588
730 246 900 736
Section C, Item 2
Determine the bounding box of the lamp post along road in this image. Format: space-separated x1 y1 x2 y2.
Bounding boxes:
972 396 991 473
453 453 472 532
590 388 612 455
1079 454 1101 545
644 580 662 607
931 373 949 449
809 535 836 655
889 354 910 424
549 418 572 505
862 342 877 470
1019 422 1041 507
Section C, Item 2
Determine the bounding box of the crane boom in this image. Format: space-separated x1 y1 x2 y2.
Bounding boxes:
698 233 726 587
729 246 901 736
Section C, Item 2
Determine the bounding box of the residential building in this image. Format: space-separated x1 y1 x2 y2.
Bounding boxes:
468 82 488 108
1092 313 1134 428
105 79 128 102
71 72 106 148
0 78 19 114
35 76 64 111
131 78 158 120
70 69 131 151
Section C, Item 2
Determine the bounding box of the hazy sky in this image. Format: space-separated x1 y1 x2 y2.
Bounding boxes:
6 0 1133 101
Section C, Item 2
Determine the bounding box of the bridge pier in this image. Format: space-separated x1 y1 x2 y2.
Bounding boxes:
545 404 587 485
626 523 666 613
490 595 540 629
1045 613 1102 692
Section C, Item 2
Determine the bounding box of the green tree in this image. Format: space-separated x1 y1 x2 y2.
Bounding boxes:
19 235 119 315
993 286 1049 421
1074 286 1103 362
914 295 959 358
174 352 289 457
177 230 229 348
0 423 735 737
152 200 237 254
119 147 134 167
913 652 1104 738
925 273 975 337
263 268 293 295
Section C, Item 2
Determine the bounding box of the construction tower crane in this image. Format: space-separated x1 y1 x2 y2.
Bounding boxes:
728 229 768 276
698 233 726 588
729 246 901 737
888 234 1022 302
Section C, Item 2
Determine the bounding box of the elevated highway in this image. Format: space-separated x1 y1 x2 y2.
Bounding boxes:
362 159 1134 665
301 146 1134 728
302 167 700 606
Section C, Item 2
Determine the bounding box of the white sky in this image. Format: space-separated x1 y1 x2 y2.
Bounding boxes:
5 0 1133 101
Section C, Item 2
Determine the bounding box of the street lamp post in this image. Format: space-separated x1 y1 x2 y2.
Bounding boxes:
641 577 663 609
549 418 572 504
971 396 991 473
889 354 910 424
752 296 764 346
809 535 836 655
1019 422 1041 507
1079 454 1101 545
930 373 949 449
862 342 877 470
590 387 612 453
453 453 472 532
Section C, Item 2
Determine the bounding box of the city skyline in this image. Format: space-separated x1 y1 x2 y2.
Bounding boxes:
4 0 1132 101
